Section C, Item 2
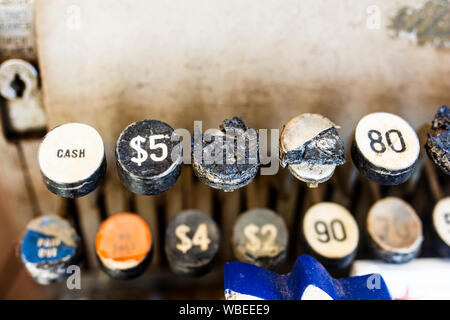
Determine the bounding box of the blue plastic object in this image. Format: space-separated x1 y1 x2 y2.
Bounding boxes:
224 254 391 300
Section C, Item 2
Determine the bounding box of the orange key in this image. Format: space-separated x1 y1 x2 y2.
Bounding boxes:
96 213 152 279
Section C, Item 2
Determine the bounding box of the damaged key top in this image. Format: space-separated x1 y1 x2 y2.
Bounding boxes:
280 113 345 188
425 106 449 175
192 117 260 192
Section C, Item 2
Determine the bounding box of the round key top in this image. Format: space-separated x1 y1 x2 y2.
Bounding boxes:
21 215 82 285
432 197 450 257
38 123 106 198
425 106 449 175
165 210 220 276
95 213 152 279
367 197 423 263
303 202 359 269
352 112 420 185
192 117 259 192
116 120 182 195
232 208 288 269
280 113 345 188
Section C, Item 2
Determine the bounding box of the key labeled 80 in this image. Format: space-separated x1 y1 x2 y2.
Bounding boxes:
368 129 406 154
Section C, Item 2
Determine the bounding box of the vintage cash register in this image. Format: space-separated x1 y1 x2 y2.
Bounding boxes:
0 0 449 300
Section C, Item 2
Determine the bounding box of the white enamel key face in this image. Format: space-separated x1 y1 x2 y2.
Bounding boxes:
281 114 336 152
39 123 105 184
303 202 359 260
355 112 419 172
367 197 422 253
433 197 450 247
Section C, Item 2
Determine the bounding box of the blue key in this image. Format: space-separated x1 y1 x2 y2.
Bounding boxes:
224 254 391 300
21 215 81 285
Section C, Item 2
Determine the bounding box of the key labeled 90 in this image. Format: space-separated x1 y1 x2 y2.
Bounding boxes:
303 202 359 269
314 219 347 243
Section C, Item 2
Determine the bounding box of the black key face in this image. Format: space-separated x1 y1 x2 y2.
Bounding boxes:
303 202 358 269
192 117 259 192
116 120 182 195
20 215 81 285
117 120 180 177
38 123 106 198
232 208 288 269
431 105 450 131
280 113 345 187
426 106 450 175
352 112 420 185
367 197 423 263
165 210 220 276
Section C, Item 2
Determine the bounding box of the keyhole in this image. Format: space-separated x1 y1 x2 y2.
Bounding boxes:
10 74 26 98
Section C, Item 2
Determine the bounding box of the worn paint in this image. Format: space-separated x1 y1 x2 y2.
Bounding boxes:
389 0 450 47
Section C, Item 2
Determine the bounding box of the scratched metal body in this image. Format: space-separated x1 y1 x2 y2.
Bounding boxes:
426 106 450 175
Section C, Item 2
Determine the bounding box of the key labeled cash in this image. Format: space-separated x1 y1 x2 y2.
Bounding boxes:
38 123 106 198
432 197 450 257
192 117 259 192
352 112 420 185
367 197 423 263
425 106 449 175
165 210 220 276
232 208 288 269
116 120 182 195
280 113 345 188
95 213 152 280
21 215 81 285
302 202 359 269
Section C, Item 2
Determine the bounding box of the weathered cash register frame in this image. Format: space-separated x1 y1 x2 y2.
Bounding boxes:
0 0 448 299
